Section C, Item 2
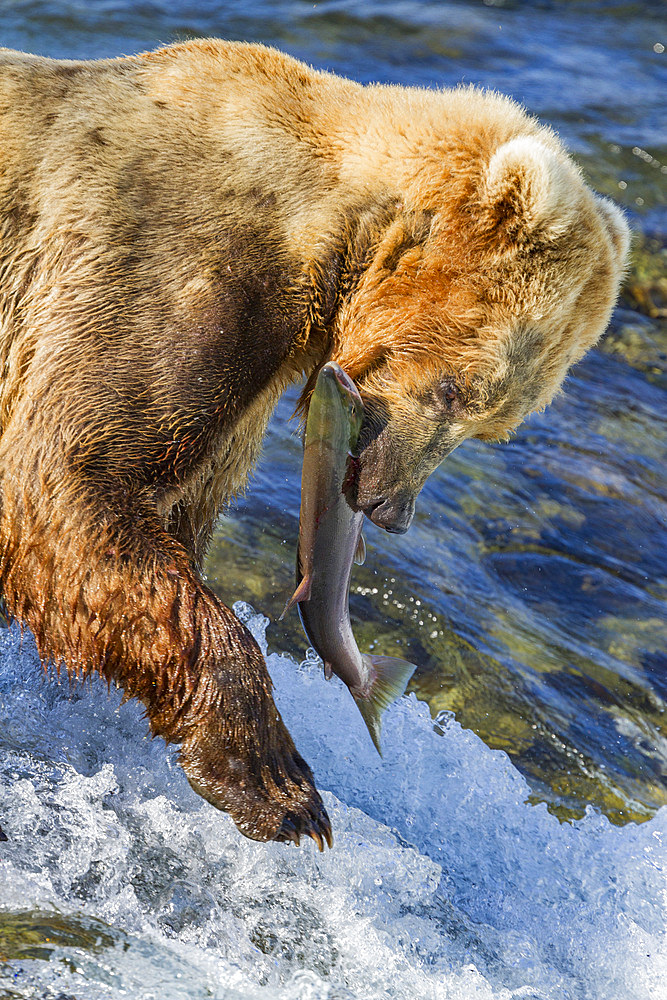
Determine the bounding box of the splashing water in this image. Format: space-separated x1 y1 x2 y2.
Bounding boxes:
0 606 665 1000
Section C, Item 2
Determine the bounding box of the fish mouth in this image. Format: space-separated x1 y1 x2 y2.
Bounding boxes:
331 365 353 391
322 361 363 404
365 497 415 534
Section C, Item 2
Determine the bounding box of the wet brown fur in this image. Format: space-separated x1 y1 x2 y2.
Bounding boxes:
0 40 629 843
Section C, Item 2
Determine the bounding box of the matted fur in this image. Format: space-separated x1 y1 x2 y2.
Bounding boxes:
0 39 629 845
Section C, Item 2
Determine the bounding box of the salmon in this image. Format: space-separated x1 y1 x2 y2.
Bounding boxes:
282 362 416 754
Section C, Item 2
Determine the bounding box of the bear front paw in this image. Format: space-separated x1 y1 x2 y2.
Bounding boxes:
179 719 333 849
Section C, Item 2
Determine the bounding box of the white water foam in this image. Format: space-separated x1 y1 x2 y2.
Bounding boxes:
0 605 665 1000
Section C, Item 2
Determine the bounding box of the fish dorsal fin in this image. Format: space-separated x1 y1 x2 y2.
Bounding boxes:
354 532 366 566
279 574 312 620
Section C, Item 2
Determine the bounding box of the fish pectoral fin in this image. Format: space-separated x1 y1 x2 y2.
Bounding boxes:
353 532 366 566
324 662 334 681
279 574 313 620
355 655 418 757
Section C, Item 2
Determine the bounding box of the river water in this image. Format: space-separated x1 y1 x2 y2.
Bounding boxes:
0 2 665 998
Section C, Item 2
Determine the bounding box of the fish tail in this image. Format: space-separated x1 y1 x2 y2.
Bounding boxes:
356 655 417 756
279 574 312 620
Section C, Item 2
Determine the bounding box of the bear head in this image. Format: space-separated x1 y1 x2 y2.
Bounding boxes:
329 131 630 533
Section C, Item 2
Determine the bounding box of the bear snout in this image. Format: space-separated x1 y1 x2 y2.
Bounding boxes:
366 495 416 534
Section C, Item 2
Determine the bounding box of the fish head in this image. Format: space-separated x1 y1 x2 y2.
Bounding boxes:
314 362 365 455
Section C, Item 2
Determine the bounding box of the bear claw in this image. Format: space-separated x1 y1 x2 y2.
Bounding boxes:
276 816 301 846
275 804 333 851
312 805 333 850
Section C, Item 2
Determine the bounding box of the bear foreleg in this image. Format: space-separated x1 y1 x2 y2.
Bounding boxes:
0 481 331 848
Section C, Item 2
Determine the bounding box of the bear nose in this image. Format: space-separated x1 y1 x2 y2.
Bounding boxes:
367 497 415 534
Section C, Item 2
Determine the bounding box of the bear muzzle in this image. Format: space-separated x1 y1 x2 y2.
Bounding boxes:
365 495 416 534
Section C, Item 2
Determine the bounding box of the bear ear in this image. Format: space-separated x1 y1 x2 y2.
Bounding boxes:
594 194 631 265
481 136 575 238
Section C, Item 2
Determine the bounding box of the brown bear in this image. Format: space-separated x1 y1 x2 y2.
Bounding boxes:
0 39 629 848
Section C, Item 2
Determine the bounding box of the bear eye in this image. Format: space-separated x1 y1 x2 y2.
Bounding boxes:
437 377 462 410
